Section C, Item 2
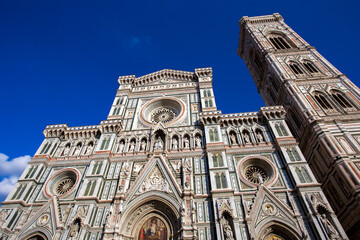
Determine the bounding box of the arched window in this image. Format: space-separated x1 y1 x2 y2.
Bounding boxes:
289 63 304 75
295 167 312 183
303 61 319 73
275 122 288 136
268 35 292 49
212 154 218 167
215 173 221 188
209 100 213 107
314 92 333 110
331 91 353 108
209 128 219 142
112 108 117 115
286 148 301 161
221 173 227 188
205 100 209 108
215 173 227 189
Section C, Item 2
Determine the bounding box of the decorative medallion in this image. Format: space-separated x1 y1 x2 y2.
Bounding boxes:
263 203 276 215
38 214 50 226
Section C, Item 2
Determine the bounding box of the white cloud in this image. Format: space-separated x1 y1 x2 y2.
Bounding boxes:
0 153 31 177
0 176 18 200
0 153 31 202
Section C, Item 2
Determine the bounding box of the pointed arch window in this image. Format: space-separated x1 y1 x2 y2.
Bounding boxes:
269 36 292 50
295 167 312 183
331 91 353 108
314 92 333 110
289 63 304 75
274 122 288 136
303 61 319 73
286 148 301 162
215 172 227 189
209 128 219 142
205 100 209 108
212 154 224 167
209 100 213 107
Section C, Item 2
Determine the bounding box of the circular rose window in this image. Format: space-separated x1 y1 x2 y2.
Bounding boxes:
140 97 185 125
150 108 176 123
238 157 277 186
45 169 79 197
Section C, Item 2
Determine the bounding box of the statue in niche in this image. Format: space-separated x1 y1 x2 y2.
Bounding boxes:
73 144 81 156
230 133 237 145
320 214 339 237
184 158 192 173
69 219 81 239
85 143 93 155
184 137 190 148
243 132 250 143
256 131 263 142
118 141 125 153
172 137 178 150
154 137 163 150
223 224 234 240
62 144 71 156
129 141 135 152
140 140 146 151
195 136 202 147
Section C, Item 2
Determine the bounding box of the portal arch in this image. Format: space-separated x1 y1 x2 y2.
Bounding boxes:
120 193 181 239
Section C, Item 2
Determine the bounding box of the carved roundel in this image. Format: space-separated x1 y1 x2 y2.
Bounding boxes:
238 156 278 187
44 168 80 198
140 97 185 125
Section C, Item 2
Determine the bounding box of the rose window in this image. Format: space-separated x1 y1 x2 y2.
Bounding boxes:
140 97 184 126
56 177 75 195
44 169 78 197
150 108 176 123
245 166 268 184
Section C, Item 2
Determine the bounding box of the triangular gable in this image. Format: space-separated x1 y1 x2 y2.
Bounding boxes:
248 185 296 229
17 196 62 238
125 154 182 202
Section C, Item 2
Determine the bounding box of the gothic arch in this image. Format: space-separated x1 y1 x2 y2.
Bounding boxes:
256 220 301 240
19 227 52 240
329 89 355 109
119 192 181 239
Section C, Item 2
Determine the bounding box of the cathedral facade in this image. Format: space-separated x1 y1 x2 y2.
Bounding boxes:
0 14 353 240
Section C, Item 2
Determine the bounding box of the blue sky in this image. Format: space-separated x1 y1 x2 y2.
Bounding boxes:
0 0 359 202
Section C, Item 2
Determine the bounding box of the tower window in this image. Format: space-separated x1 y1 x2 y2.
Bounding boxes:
209 128 219 142
212 154 223 167
289 63 304 75
274 122 288 136
295 167 312 183
314 93 333 110
331 91 353 108
269 36 291 50
303 62 319 73
286 148 301 162
215 172 227 189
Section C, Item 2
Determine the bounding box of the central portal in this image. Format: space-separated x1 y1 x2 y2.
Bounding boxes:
139 216 168 240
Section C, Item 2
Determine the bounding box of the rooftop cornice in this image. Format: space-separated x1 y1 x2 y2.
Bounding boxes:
118 69 199 87
199 106 286 126
239 13 283 26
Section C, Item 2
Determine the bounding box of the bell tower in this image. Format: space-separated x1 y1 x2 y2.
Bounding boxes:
238 13 360 239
